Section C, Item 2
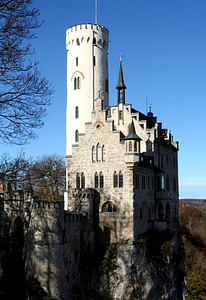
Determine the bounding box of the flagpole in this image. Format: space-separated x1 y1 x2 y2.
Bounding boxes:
95 0 98 24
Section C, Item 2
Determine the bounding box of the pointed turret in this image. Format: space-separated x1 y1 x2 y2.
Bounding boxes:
124 119 142 169
124 119 141 142
116 58 126 104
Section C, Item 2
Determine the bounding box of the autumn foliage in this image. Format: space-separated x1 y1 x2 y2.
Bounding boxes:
179 201 206 300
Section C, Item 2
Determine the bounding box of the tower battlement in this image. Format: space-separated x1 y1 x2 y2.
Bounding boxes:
66 23 109 35
66 23 109 52
32 200 64 210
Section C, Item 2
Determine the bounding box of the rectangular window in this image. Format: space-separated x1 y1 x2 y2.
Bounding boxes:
142 175 145 189
135 174 140 189
160 154 164 169
148 176 150 189
140 208 142 219
161 175 165 190
76 57 78 66
93 56 96 66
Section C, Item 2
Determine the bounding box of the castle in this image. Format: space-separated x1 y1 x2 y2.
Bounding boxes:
65 23 179 239
0 23 185 300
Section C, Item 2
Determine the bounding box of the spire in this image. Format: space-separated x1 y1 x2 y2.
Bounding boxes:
124 119 141 141
116 57 126 104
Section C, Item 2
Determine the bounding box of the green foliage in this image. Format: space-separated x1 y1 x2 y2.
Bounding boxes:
137 229 175 268
100 244 118 274
26 276 48 300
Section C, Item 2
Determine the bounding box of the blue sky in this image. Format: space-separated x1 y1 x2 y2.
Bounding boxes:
1 0 206 199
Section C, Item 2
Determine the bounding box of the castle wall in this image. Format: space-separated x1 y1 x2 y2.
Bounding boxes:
24 201 82 299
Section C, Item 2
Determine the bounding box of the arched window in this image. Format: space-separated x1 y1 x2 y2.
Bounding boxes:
102 201 116 212
94 172 98 188
76 38 80 45
100 172 104 188
146 139 152 152
113 171 118 188
76 173 80 189
81 173 85 189
92 146 96 162
129 141 132 151
119 171 123 188
74 77 77 90
77 77 81 89
75 106 79 118
97 143 101 161
102 145 106 161
93 37 96 44
75 130 79 142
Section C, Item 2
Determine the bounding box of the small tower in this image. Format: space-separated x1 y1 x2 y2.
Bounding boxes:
124 119 141 169
116 58 126 124
116 58 126 105
66 24 109 156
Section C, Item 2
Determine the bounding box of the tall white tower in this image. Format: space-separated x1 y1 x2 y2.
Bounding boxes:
66 23 109 156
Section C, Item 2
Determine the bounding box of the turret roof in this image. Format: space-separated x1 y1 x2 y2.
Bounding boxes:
116 60 127 90
124 119 141 141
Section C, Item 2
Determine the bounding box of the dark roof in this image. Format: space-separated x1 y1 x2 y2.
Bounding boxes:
124 119 141 141
116 61 126 90
131 108 156 129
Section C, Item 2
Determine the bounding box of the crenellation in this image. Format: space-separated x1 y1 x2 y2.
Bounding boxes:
32 200 64 209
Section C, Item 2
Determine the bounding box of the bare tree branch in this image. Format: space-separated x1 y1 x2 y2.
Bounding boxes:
0 0 53 145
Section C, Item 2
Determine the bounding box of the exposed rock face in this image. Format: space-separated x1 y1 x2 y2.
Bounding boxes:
77 229 186 300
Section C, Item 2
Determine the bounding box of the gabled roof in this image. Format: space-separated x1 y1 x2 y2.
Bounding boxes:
131 108 156 129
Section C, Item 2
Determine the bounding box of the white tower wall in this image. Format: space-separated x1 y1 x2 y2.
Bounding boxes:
66 24 109 155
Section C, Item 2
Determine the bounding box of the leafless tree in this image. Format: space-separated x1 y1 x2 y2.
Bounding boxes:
29 154 65 200
0 153 65 200
0 0 52 145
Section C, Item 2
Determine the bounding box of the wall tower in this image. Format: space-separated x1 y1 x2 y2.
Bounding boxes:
66 24 109 156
